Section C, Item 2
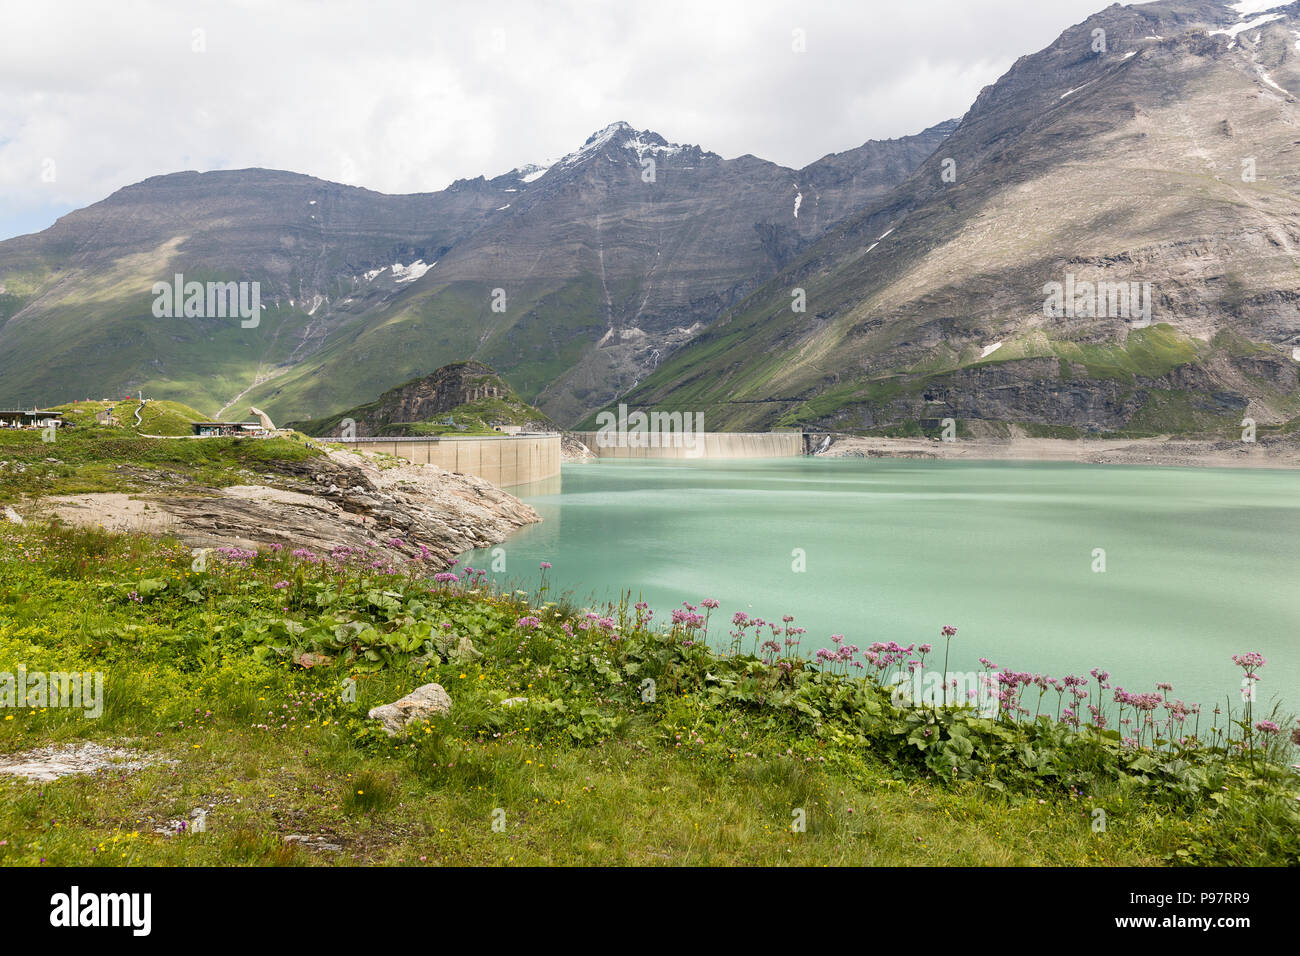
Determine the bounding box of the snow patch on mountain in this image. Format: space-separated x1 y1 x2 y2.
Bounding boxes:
391 260 432 284
517 164 550 184
1061 77 1100 99
1228 1 1287 15
1210 13 1284 38
1256 65 1287 92
624 134 684 159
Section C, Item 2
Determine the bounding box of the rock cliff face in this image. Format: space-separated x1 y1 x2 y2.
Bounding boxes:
39 447 538 566
294 361 555 437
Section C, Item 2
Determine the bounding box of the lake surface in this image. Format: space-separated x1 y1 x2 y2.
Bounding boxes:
463 458 1300 715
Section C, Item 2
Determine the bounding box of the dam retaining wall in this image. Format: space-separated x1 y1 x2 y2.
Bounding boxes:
340 434 561 488
570 431 805 460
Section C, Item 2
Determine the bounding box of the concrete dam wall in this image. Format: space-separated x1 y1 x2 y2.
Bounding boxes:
340 434 561 488
570 431 805 460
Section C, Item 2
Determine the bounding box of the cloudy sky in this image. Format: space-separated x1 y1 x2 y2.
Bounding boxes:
0 0 1121 241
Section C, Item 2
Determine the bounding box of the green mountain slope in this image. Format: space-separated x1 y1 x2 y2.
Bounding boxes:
0 168 501 418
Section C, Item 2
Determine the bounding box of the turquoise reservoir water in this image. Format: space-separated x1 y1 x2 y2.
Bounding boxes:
464 459 1300 715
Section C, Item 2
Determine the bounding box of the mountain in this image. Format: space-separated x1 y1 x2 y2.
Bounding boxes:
599 0 1300 438
0 120 954 425
293 360 555 437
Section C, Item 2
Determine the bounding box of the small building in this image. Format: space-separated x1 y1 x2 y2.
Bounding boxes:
493 424 523 435
0 409 63 430
192 420 269 437
193 421 235 437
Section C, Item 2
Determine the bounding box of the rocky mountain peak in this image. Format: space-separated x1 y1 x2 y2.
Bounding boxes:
582 119 636 147
507 121 717 186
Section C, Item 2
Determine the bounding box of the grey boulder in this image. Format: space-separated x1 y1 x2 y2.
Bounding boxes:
367 682 452 736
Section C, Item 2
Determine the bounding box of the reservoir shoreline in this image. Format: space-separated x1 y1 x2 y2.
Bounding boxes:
811 434 1300 470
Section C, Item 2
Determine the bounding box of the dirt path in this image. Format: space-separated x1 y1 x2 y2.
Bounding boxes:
217 368 283 419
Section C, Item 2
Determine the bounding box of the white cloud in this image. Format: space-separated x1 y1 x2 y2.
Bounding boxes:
0 0 1111 240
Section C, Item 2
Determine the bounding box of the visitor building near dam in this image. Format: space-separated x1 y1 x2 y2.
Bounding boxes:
0 409 63 430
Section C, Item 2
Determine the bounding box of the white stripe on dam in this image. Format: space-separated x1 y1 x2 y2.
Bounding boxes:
569 431 804 460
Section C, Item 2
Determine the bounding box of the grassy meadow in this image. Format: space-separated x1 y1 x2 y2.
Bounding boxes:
0 512 1296 866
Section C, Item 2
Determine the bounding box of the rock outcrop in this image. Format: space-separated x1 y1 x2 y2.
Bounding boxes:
37 446 539 566
561 433 596 463
296 361 555 438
